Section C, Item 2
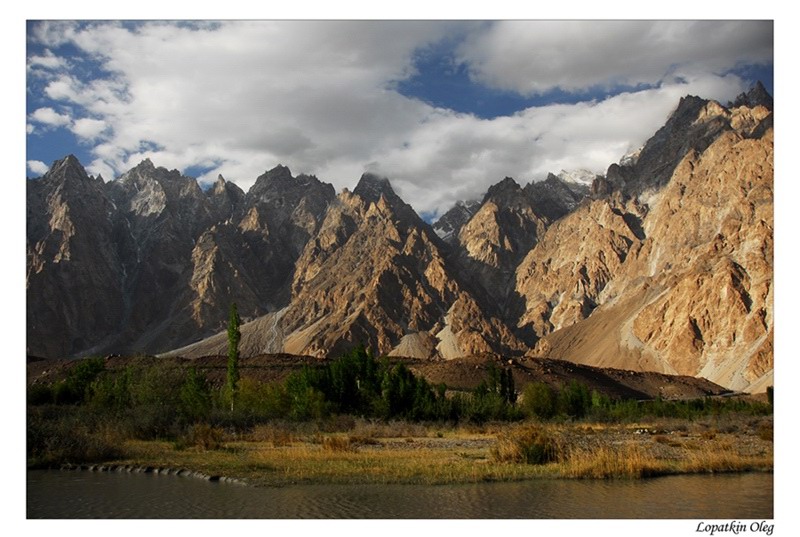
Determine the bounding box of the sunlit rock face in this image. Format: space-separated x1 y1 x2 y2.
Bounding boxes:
27 88 773 393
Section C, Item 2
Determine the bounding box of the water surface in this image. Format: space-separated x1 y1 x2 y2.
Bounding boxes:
27 470 773 519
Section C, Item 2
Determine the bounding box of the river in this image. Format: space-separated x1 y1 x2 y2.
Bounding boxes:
27 470 772 519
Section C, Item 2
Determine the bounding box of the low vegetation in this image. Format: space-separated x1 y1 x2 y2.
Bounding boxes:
27 348 773 483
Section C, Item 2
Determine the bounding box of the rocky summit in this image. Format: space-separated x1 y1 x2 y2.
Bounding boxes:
26 85 773 392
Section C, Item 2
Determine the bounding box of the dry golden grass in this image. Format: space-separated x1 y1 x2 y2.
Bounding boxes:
103 418 773 486
491 425 562 465
560 443 664 479
245 424 297 446
322 435 354 452
758 423 773 442
682 445 772 474
239 440 548 485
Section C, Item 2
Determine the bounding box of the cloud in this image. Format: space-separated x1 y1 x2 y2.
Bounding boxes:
26 20 771 216
455 21 773 95
27 160 50 175
29 107 72 127
367 73 748 214
29 21 448 184
27 49 67 71
71 118 108 140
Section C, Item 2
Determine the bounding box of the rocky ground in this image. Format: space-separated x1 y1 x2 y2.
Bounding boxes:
27 351 740 401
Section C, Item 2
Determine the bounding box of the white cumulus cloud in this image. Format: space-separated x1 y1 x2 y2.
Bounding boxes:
26 20 772 216
27 48 67 71
367 73 748 213
29 106 72 127
71 118 108 140
27 160 50 175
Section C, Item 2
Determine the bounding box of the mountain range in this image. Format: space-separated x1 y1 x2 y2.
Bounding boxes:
26 83 774 392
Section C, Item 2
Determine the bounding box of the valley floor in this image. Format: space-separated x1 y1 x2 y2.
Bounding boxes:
67 416 773 486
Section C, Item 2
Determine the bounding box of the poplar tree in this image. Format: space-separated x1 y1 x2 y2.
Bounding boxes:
227 302 241 411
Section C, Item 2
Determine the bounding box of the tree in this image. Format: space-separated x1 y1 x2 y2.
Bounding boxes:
505 369 517 404
180 366 212 421
521 381 556 420
227 302 241 411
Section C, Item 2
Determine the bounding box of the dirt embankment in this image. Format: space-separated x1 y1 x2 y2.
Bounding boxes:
27 352 733 401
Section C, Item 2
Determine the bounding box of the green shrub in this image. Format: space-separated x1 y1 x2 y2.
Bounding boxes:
88 367 133 412
52 357 106 404
27 408 124 467
27 383 55 405
521 382 557 420
558 380 591 419
179 367 212 421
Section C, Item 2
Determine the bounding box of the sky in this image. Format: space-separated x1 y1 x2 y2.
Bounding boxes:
25 20 773 218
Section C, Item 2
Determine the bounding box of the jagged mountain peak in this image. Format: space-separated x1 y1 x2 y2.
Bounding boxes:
671 94 708 117
432 199 480 243
258 164 293 183
483 176 521 203
117 158 187 188
45 154 91 183
523 173 586 222
351 173 429 232
556 169 597 186
248 165 333 200
729 81 773 111
600 91 735 196
209 174 244 203
249 165 295 197
296 173 321 186
353 172 396 203
135 157 155 170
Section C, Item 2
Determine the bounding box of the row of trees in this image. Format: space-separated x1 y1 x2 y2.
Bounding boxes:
28 301 772 440
28 348 773 441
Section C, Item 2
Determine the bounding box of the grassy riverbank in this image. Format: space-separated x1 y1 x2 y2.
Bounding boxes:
55 416 772 486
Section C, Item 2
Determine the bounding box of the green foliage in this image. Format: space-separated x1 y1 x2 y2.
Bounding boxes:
86 364 212 439
226 302 241 411
767 386 773 406
583 391 772 422
462 391 519 423
27 406 125 467
88 366 133 411
52 357 106 404
521 382 557 420
505 369 517 404
282 347 453 421
179 367 212 422
284 375 330 421
558 380 592 419
28 345 774 451
27 383 56 405
462 361 520 422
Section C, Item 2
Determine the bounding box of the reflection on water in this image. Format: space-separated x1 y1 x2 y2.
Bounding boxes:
27 470 773 519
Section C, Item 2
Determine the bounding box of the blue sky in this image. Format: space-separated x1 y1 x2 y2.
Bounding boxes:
26 20 773 216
